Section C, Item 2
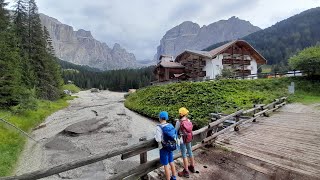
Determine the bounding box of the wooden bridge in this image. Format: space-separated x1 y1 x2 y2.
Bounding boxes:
1 97 319 180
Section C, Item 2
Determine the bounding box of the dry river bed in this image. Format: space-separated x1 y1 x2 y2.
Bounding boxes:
14 90 158 180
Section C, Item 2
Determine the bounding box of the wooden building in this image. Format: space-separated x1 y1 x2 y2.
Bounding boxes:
154 40 267 82
176 40 267 79
153 61 185 82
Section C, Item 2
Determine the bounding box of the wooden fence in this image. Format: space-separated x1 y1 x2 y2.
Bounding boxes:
0 97 287 180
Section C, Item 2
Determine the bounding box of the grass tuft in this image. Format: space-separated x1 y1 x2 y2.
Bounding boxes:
0 96 76 176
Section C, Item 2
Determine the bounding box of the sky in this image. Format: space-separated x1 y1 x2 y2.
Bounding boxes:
6 0 320 60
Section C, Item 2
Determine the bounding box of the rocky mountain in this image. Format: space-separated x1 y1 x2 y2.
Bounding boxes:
40 14 137 70
155 16 261 60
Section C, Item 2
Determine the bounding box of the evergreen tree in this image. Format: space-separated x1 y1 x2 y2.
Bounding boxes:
0 0 23 107
13 0 33 87
27 0 62 100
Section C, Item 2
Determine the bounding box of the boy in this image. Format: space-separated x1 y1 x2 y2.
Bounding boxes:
176 107 196 178
155 111 177 180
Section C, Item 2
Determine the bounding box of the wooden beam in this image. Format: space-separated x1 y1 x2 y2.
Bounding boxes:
253 109 268 117
0 139 158 180
208 110 244 128
202 117 257 143
109 144 204 180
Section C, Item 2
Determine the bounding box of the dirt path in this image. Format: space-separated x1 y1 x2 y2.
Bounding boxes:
15 90 157 180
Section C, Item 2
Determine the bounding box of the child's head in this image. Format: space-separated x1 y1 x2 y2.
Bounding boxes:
159 111 169 123
179 107 189 118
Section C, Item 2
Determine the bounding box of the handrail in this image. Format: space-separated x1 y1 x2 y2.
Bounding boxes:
0 97 287 180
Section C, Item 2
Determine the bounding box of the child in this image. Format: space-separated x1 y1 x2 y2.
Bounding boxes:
176 107 195 178
155 111 177 180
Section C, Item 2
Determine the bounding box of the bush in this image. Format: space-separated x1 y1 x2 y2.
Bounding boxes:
125 77 319 128
289 45 320 76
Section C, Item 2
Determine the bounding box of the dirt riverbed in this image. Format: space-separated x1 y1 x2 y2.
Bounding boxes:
15 90 158 180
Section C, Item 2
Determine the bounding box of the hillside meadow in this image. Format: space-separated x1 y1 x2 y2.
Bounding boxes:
125 77 320 128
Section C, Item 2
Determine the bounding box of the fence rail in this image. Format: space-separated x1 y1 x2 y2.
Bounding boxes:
0 97 287 180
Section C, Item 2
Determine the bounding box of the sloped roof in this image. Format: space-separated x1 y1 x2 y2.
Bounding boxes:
175 49 212 62
175 40 267 64
184 50 212 58
158 61 185 68
209 40 267 64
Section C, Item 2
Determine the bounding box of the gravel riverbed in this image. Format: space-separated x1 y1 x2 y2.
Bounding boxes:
15 90 158 180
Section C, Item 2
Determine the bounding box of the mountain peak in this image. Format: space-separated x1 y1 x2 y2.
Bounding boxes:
76 29 93 38
39 14 138 70
156 17 260 60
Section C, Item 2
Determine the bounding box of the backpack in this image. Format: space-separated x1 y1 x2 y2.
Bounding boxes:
180 119 193 143
158 124 177 151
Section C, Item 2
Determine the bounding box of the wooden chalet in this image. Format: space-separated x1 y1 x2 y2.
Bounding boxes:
154 61 185 82
154 40 267 82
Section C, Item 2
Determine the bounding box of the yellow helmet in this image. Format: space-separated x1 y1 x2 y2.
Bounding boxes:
179 107 189 116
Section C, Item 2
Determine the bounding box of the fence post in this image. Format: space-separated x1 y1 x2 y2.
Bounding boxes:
139 136 148 180
234 115 240 131
252 105 257 122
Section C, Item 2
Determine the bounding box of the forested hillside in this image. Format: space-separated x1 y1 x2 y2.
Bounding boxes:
60 60 156 91
204 7 320 68
0 0 62 108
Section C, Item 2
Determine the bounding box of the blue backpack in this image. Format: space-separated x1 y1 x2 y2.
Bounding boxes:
159 124 177 151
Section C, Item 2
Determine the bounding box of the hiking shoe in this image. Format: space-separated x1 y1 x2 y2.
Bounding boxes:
178 169 190 178
188 165 196 173
170 175 177 180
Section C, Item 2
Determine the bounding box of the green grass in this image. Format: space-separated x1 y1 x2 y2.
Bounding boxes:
289 91 320 104
261 65 272 73
0 96 76 177
62 84 81 93
125 77 320 128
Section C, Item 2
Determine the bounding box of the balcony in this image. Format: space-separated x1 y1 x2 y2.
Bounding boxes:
222 58 251 65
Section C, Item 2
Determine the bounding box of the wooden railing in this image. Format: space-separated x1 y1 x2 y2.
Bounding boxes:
0 97 287 180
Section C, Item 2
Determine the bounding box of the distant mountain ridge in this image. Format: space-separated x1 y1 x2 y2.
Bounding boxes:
155 16 261 60
40 14 138 70
204 7 320 65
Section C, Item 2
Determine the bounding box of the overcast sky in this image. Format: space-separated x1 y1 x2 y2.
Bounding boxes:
6 0 320 60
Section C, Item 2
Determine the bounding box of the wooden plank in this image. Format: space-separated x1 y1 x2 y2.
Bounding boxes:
262 99 280 110
0 139 158 180
109 144 204 180
202 117 256 143
253 109 268 117
208 110 244 128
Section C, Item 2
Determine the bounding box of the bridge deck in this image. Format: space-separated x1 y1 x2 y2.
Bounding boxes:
217 103 320 178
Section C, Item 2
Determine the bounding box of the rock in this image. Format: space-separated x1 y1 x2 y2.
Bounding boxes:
155 17 261 60
40 14 138 70
45 137 76 151
62 119 110 136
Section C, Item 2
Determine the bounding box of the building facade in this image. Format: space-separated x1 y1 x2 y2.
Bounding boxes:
154 40 267 82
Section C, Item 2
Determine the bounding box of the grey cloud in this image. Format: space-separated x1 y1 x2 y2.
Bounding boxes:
7 0 320 60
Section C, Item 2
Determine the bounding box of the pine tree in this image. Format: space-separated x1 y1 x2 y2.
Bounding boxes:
43 26 55 56
0 0 23 107
27 0 62 100
13 0 34 87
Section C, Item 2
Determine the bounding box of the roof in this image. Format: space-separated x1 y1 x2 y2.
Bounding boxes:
175 50 212 62
174 40 267 64
159 54 173 60
184 50 212 58
157 61 185 68
209 40 267 64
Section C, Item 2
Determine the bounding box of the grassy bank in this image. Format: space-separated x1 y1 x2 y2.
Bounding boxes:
0 96 76 177
125 77 320 128
62 84 81 93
